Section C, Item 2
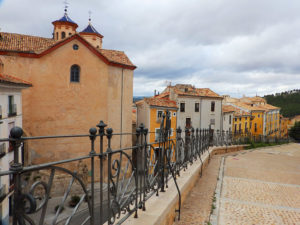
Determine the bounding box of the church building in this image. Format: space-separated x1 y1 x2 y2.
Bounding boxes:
0 9 136 164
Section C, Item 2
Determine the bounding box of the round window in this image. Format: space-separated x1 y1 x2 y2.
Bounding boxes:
73 44 79 50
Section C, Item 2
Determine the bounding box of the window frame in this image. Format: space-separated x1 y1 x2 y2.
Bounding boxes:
70 65 80 83
157 110 163 120
180 102 185 112
211 101 215 112
195 102 199 112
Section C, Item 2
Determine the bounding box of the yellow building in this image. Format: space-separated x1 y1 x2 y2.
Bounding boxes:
280 116 289 138
230 106 251 134
229 97 281 137
136 96 177 148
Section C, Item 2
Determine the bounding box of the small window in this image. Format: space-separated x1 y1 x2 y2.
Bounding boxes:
61 32 66 39
195 103 199 112
70 65 80 82
258 114 260 118
239 124 241 132
56 32 58 40
210 118 215 125
155 128 161 142
180 103 185 112
235 118 237 122
73 44 79 50
157 110 163 120
229 115 232 124
69 33 72 36
211 101 215 112
239 118 242 121
173 112 176 117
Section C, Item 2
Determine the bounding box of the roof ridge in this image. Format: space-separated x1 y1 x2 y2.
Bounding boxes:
0 32 53 40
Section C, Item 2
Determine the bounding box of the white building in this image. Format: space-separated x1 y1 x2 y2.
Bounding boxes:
222 105 235 133
161 84 223 132
0 61 31 225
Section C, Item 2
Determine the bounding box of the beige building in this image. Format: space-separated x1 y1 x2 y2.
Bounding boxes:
0 10 136 164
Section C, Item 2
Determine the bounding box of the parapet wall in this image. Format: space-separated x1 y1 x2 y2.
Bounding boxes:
121 145 246 225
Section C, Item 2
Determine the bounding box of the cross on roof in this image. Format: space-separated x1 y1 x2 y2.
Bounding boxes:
88 10 92 22
63 0 69 13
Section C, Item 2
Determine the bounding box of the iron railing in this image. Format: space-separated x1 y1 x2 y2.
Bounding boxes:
0 111 289 225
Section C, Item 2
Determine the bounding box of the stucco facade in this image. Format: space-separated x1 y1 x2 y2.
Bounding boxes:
0 75 31 225
0 11 136 165
161 84 223 135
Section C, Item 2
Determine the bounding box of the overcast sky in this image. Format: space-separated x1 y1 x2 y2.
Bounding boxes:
1 0 300 97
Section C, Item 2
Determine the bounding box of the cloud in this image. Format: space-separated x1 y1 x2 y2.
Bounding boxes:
1 0 300 97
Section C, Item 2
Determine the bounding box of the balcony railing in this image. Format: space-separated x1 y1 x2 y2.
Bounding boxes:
8 104 17 117
0 113 290 225
0 143 5 158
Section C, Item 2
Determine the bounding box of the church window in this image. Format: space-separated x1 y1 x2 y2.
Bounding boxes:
73 44 79 50
70 65 80 82
61 32 66 39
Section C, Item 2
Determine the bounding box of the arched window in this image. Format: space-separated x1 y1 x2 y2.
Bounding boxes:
61 32 66 39
70 65 80 82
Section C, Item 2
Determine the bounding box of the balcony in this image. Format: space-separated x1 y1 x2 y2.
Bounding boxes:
0 143 5 158
0 184 7 203
8 104 17 117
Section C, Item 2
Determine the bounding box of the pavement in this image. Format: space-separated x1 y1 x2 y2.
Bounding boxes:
217 143 300 225
173 143 300 225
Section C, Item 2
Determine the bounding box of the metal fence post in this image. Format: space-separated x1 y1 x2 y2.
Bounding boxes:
97 120 107 225
106 128 113 225
134 127 141 217
89 127 97 225
142 127 148 211
9 127 23 225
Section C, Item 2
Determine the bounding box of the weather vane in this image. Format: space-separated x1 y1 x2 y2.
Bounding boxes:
63 0 69 13
88 10 92 22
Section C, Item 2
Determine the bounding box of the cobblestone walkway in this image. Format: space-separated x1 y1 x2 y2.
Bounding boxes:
173 155 222 225
218 143 300 225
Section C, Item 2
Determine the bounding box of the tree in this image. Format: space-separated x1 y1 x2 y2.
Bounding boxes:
289 121 300 142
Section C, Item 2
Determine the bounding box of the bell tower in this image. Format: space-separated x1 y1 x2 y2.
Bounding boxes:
52 5 78 41
80 12 103 49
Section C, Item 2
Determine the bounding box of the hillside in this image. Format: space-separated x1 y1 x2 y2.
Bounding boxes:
264 89 300 118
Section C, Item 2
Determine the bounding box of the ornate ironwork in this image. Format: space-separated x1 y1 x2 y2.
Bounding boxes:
0 116 289 225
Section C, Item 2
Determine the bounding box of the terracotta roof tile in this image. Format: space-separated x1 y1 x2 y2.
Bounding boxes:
99 49 135 67
0 32 55 53
233 102 265 111
0 32 135 68
0 73 32 86
137 97 177 108
168 84 221 98
222 105 236 113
